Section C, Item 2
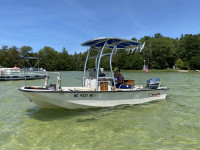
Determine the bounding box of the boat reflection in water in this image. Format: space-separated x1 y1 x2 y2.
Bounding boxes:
19 38 168 109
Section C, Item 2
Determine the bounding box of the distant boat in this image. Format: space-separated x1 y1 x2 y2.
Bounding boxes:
19 38 168 109
0 57 48 81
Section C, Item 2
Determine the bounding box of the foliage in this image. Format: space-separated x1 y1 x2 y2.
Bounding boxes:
1 33 200 71
20 46 33 57
175 58 184 69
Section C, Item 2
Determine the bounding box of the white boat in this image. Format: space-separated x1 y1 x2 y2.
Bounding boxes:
18 37 168 109
0 57 47 81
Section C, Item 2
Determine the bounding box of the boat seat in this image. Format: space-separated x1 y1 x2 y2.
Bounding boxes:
74 87 96 91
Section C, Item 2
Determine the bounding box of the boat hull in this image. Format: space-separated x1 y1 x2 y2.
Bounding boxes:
19 87 168 109
0 75 47 81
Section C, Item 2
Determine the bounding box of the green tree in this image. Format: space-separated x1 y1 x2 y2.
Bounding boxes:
58 47 72 70
1 33 200 71
175 58 184 69
132 51 143 70
131 37 137 41
116 49 128 70
0 45 8 67
154 33 163 38
38 46 59 71
140 35 177 69
7 46 20 67
20 46 33 57
178 34 200 69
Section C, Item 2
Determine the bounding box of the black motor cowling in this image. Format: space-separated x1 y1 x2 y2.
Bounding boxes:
147 78 160 89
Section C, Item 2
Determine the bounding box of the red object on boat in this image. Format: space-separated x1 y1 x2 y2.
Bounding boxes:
13 66 20 69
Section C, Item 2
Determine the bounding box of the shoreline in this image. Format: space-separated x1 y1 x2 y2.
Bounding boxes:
121 69 200 72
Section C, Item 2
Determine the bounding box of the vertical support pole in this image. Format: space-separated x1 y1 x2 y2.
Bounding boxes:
38 59 40 70
83 48 91 87
110 45 117 90
96 41 107 90
25 69 27 87
141 59 145 85
95 49 101 70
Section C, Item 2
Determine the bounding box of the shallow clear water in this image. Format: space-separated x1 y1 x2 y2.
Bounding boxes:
0 71 200 149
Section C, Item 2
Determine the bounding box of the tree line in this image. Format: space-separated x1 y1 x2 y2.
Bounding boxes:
0 33 200 71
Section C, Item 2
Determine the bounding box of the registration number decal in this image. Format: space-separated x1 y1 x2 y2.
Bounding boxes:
74 94 95 97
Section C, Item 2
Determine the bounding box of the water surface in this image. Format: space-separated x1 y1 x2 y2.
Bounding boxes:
0 71 200 149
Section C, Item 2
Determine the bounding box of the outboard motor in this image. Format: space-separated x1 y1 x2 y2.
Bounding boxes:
147 78 160 89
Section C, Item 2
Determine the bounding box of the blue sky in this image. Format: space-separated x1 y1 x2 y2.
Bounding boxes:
0 0 200 54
